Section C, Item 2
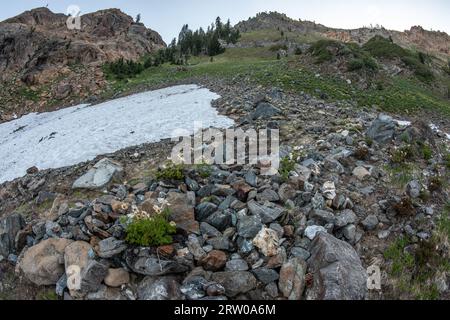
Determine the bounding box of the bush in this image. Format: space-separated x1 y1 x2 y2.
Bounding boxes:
279 156 296 181
391 145 416 163
419 143 433 160
308 40 342 63
124 209 176 247
363 36 434 82
269 44 288 52
444 152 450 169
347 59 364 71
104 58 144 80
155 163 185 180
195 163 213 178
294 47 303 55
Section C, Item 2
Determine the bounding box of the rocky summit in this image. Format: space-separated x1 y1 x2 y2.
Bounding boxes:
0 4 449 302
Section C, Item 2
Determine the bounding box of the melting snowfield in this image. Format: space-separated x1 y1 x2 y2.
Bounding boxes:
0 84 234 184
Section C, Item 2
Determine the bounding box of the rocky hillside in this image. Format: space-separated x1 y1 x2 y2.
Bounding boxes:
236 12 450 61
0 78 449 300
0 7 165 122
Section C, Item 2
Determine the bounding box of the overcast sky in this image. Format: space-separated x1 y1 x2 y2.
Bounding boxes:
1 0 449 43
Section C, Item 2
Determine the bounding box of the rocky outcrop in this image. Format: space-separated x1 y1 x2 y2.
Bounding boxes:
0 7 166 122
236 11 450 60
0 7 165 82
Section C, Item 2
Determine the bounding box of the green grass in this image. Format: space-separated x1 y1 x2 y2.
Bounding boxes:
102 46 450 118
384 163 419 188
383 203 450 300
36 290 58 301
17 87 40 102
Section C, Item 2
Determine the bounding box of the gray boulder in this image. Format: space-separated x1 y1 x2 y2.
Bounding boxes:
237 215 263 238
125 250 188 276
306 232 367 300
72 158 123 190
251 102 281 120
138 276 182 300
366 114 396 144
211 271 257 297
0 214 25 257
247 200 285 224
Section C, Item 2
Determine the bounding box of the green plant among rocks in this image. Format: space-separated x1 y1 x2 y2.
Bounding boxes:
279 156 297 181
155 163 185 180
195 163 213 178
122 208 177 247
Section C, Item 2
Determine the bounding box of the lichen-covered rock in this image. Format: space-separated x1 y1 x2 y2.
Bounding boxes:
306 232 367 300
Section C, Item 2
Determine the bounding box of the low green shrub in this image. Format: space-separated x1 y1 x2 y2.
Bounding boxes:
124 209 176 247
155 163 185 180
308 40 342 63
279 156 296 181
269 44 288 52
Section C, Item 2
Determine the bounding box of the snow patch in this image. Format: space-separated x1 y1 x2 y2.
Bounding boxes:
0 84 234 184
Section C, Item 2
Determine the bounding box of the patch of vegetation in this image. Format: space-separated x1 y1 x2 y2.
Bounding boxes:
391 145 417 164
363 36 434 82
347 57 378 72
385 163 418 188
36 290 58 301
428 176 443 192
103 46 450 118
308 40 342 63
279 156 297 181
195 163 213 178
269 44 288 52
18 87 40 102
384 232 449 300
444 152 450 169
103 58 145 80
155 163 185 181
124 209 176 247
419 143 433 161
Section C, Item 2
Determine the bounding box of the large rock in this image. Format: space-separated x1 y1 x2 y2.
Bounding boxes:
166 192 199 234
237 215 263 238
211 271 257 297
251 102 281 120
137 276 182 300
253 227 280 257
306 232 367 300
0 214 25 257
19 238 73 286
96 237 127 258
72 158 124 190
247 200 285 224
64 241 92 272
104 268 130 288
279 258 307 300
366 114 396 144
64 241 94 293
125 250 188 276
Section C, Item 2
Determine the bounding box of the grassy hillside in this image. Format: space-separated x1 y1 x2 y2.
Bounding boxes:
104 43 450 118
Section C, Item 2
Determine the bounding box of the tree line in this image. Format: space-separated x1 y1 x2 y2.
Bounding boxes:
104 17 241 80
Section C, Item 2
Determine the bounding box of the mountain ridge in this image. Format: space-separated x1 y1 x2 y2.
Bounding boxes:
235 11 450 60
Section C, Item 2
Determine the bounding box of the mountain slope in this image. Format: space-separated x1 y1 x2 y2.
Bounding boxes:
0 7 165 122
236 12 450 61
